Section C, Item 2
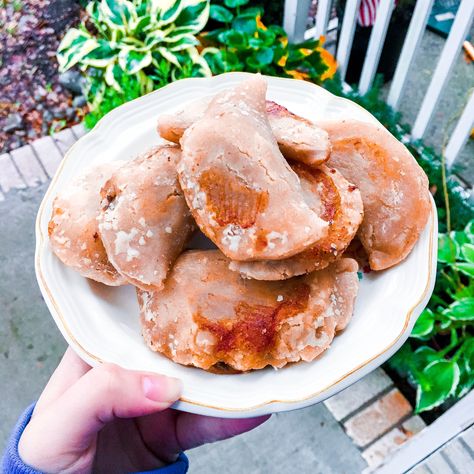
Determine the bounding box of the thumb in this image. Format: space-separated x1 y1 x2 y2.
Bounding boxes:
19 363 182 471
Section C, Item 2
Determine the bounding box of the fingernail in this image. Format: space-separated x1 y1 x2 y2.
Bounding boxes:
143 375 182 403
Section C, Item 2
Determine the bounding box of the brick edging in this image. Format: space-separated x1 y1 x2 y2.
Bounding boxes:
323 368 426 471
0 124 86 200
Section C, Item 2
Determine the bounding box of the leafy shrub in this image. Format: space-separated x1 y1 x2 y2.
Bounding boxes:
390 219 474 412
84 73 142 129
202 0 336 82
57 0 211 117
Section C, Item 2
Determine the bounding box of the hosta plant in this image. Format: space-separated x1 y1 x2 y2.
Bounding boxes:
390 219 474 413
202 0 336 82
57 0 211 107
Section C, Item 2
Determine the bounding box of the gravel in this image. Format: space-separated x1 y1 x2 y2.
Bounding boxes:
0 0 85 153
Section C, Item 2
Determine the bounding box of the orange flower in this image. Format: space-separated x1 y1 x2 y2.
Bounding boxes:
256 15 267 31
286 70 310 80
318 47 337 81
277 54 288 67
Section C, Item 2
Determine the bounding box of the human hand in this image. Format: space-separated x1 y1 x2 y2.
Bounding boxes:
18 348 269 473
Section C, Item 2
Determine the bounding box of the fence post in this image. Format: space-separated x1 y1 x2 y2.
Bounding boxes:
336 0 362 81
444 91 474 169
283 0 312 43
411 0 474 139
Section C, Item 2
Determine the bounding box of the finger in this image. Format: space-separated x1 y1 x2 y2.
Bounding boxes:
19 363 182 470
176 413 271 451
34 347 91 414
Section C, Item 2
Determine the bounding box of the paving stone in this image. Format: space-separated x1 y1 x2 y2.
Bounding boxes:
10 145 48 187
71 123 87 139
53 127 77 155
0 153 26 194
324 368 393 421
31 136 63 178
187 406 367 474
344 389 412 448
441 438 474 472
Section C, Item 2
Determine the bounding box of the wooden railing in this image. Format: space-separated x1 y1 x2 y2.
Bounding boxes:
283 0 474 169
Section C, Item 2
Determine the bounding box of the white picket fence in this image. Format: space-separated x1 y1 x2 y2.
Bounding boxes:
283 0 474 169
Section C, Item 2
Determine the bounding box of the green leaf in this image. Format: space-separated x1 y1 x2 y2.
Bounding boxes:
254 47 274 65
443 297 474 321
411 309 435 339
218 30 247 48
416 360 460 412
118 48 152 74
450 230 469 252
224 0 249 7
461 243 474 263
232 14 257 34
453 262 474 278
167 35 199 51
99 0 136 30
155 47 181 68
465 219 474 243
57 29 100 71
81 40 117 68
174 0 209 33
248 37 264 49
104 62 123 92
437 234 459 263
157 0 182 25
210 5 233 23
413 346 441 371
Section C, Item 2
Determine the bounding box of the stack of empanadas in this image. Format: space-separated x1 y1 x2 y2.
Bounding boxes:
49 75 431 372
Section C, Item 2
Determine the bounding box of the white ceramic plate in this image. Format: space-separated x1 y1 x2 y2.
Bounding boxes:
35 72 437 418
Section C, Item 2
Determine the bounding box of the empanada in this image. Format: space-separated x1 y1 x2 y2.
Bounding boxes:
229 164 363 280
320 120 431 270
178 76 329 261
138 250 358 371
158 99 330 166
48 162 126 286
98 145 195 291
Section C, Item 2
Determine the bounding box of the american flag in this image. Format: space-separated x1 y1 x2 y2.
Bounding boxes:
358 0 380 27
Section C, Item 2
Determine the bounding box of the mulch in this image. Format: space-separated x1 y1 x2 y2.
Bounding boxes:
0 0 86 153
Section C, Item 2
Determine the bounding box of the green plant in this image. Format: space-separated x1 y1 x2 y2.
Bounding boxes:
84 72 143 128
390 219 474 412
57 0 211 106
202 0 336 82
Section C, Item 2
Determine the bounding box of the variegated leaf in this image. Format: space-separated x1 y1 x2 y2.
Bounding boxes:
118 48 152 74
156 47 182 68
156 0 183 26
57 29 100 71
105 62 123 92
81 40 117 68
174 0 209 34
99 0 136 31
167 35 199 51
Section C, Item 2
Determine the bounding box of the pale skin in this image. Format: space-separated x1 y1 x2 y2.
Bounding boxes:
18 348 270 473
